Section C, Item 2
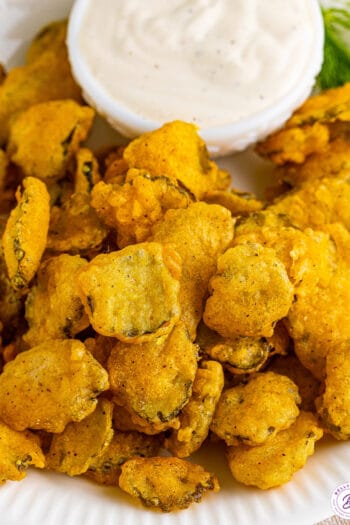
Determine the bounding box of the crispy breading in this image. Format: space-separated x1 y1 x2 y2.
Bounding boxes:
268 355 320 412
256 82 350 165
0 23 82 145
91 168 193 248
7 100 94 182
23 254 89 347
316 341 350 440
203 243 294 338
108 323 198 433
123 120 230 200
0 420 45 484
74 148 101 194
86 430 161 486
47 192 108 254
226 411 323 489
210 371 300 446
0 339 109 432
151 202 234 339
119 457 219 512
165 360 224 457
203 188 264 216
77 242 181 342
46 399 114 476
2 176 50 289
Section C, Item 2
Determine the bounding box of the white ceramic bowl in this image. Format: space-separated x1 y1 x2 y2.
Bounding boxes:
67 0 324 157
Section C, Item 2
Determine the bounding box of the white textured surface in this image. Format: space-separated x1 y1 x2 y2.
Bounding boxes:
0 2 349 525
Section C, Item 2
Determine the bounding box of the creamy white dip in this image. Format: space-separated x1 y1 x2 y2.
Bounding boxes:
74 0 321 130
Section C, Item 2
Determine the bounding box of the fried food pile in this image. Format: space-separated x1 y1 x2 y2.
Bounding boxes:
0 19 349 513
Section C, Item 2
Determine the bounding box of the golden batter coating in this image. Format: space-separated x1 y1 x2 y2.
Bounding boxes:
77 242 181 342
2 176 50 289
7 100 94 183
123 120 230 200
46 399 114 476
165 360 224 457
86 430 161 486
317 341 350 440
91 168 193 248
47 192 108 254
119 456 219 512
108 322 198 433
204 243 294 338
0 19 81 146
0 420 45 484
151 202 234 339
0 339 109 432
23 254 89 347
210 371 300 446
74 148 101 194
226 411 323 489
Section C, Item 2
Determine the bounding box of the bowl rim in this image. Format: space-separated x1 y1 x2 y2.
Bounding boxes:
67 0 325 154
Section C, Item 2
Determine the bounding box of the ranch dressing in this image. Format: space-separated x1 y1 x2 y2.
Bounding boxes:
76 0 320 129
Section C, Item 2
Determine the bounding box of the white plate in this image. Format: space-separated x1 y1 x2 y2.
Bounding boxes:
0 1 349 524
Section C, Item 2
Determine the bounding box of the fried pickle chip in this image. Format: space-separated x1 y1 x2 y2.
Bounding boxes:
74 148 101 194
256 83 350 166
46 399 114 476
119 457 219 512
0 420 45 484
233 213 348 380
0 339 109 432
204 188 263 216
317 341 350 440
108 323 198 433
26 20 69 64
210 371 300 446
91 168 193 248
123 121 229 200
7 100 94 183
151 202 234 339
204 243 294 338
2 176 50 289
274 138 350 186
226 411 323 489
23 254 89 347
47 192 108 254
268 176 350 232
0 27 82 145
86 430 161 486
268 355 320 412
77 242 181 342
165 360 224 457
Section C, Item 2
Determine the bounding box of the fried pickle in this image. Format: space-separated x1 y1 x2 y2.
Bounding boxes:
7 100 94 183
77 242 181 342
204 243 294 338
226 411 323 489
0 339 109 432
0 22 82 145
108 322 198 433
2 176 50 289
86 430 161 486
74 148 101 194
123 120 230 200
23 254 89 347
151 202 234 339
210 371 300 446
165 360 224 457
46 399 114 476
119 457 219 512
0 420 45 484
47 192 108 254
91 168 193 248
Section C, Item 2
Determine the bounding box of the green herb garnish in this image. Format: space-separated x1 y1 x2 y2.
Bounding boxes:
317 4 350 90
